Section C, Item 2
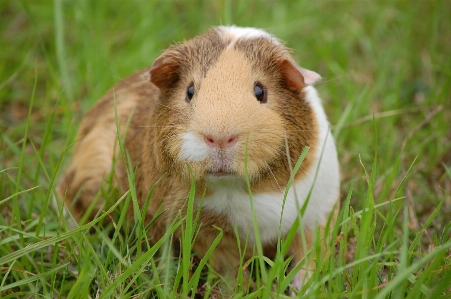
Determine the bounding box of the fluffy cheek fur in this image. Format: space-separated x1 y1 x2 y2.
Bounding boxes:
231 114 286 179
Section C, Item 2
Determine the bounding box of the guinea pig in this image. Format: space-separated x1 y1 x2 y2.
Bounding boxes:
58 26 340 295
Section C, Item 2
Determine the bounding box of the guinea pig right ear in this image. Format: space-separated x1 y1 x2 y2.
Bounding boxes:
279 59 321 91
149 50 182 90
298 67 321 86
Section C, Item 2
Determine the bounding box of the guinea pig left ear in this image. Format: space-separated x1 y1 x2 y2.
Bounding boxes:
279 59 321 91
148 50 182 90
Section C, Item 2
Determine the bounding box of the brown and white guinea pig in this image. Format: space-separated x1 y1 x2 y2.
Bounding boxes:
58 26 340 294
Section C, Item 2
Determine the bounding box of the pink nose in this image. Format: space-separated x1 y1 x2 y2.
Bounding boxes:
204 134 238 148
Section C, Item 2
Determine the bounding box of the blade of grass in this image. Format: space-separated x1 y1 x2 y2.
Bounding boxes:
66 251 95 299
0 263 69 292
243 138 267 285
30 90 63 218
374 240 451 299
188 226 223 291
180 166 197 296
12 60 38 245
0 190 129 266
99 216 183 299
53 0 73 102
0 186 40 206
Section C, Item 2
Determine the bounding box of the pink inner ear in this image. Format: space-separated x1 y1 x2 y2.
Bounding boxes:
280 60 322 92
143 70 151 81
298 67 321 85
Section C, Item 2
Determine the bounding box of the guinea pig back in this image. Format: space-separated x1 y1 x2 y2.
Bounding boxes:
58 26 340 294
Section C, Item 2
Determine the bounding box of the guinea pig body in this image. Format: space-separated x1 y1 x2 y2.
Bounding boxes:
58 26 340 294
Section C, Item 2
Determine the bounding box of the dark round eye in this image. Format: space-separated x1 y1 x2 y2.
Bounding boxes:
186 85 194 102
254 83 267 103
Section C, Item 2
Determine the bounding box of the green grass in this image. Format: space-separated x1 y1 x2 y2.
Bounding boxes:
1 0 450 298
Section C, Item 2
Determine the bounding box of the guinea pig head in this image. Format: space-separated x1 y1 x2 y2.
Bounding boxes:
149 27 321 188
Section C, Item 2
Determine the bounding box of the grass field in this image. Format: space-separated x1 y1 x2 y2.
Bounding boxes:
1 0 450 298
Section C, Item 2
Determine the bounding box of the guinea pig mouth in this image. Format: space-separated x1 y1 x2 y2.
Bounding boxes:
207 152 236 177
207 170 235 177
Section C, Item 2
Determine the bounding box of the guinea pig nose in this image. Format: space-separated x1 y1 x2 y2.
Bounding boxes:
204 134 238 148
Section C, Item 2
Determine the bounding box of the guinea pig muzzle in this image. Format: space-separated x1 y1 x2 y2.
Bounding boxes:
207 149 236 177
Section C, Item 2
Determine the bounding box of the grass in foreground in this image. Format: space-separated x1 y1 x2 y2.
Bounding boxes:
1 0 450 298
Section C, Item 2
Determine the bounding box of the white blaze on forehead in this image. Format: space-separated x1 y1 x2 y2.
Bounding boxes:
217 25 280 46
179 131 210 162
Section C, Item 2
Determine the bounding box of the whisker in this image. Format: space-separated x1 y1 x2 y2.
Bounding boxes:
251 139 309 161
156 103 191 119
250 140 287 156
265 162 282 193
132 125 184 129
159 133 184 145
253 128 315 133
108 73 137 86
168 148 182 171
315 75 349 86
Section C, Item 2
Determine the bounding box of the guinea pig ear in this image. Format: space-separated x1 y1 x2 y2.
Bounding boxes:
279 59 321 91
148 51 182 90
298 67 321 85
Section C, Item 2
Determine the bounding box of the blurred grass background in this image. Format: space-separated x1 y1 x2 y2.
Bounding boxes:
1 0 450 298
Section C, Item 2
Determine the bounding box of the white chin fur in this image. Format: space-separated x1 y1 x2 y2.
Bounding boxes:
200 86 340 244
178 131 209 162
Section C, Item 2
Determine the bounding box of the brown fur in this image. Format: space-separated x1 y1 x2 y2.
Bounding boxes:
58 27 338 295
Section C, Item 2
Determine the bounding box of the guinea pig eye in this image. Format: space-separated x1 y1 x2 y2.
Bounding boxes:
254 83 267 103
186 85 194 102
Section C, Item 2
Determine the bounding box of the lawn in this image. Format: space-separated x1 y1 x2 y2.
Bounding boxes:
1 0 450 298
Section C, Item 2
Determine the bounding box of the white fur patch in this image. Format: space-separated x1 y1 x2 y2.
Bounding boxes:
217 25 280 47
179 131 210 162
200 86 340 244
